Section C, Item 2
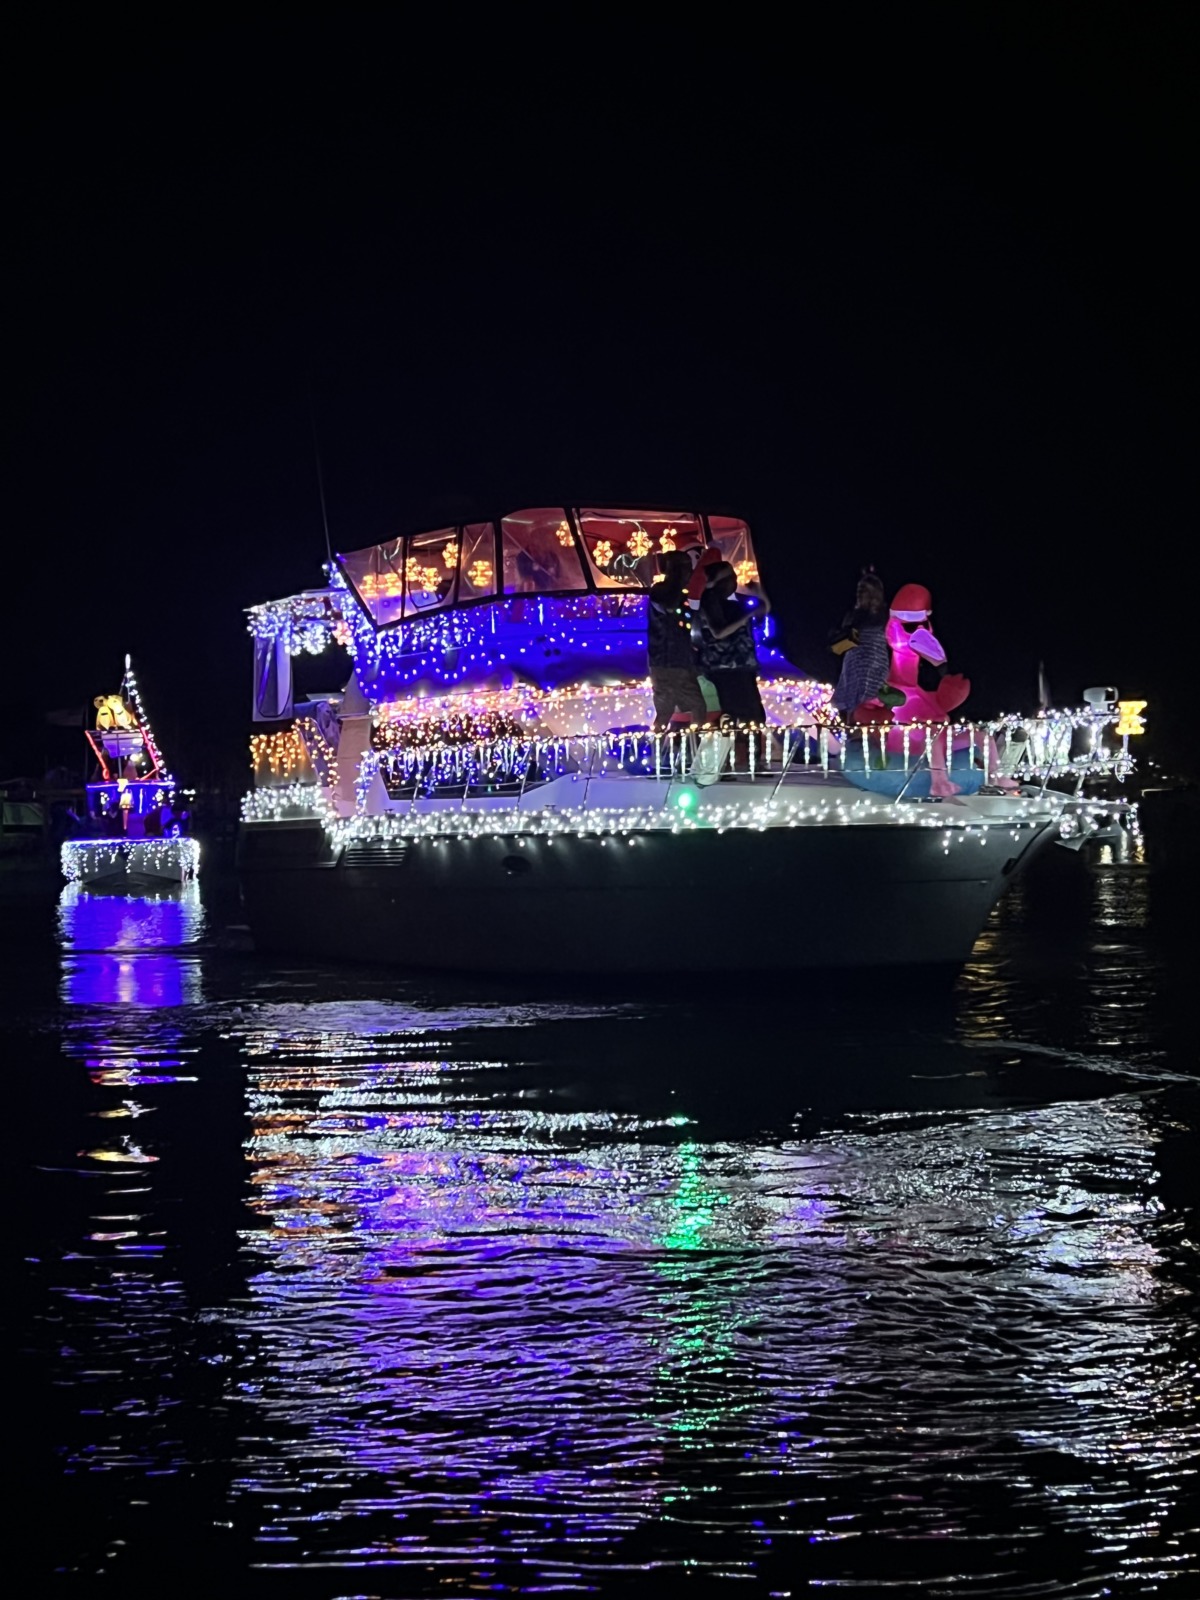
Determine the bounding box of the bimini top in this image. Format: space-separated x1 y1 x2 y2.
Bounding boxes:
337 507 758 629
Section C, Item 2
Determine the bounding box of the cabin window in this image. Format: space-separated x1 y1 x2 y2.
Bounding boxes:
577 509 703 590
403 527 457 617
340 538 406 627
705 516 758 587
501 509 587 595
457 523 499 601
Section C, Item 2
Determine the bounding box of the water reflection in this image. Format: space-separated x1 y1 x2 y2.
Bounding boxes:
38 884 209 1513
58 882 205 1006
17 865 1200 1593
217 998 1197 1592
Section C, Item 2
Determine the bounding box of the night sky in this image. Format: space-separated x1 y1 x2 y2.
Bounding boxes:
9 7 1194 786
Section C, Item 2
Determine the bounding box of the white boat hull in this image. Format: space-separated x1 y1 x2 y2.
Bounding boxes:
238 806 1060 974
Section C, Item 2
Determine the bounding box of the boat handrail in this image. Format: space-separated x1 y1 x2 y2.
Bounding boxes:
242 709 1138 830
360 711 1134 795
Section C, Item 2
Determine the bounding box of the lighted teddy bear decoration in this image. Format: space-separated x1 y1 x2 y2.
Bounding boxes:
94 694 138 731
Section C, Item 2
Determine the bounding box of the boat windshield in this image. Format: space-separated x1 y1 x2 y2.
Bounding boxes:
337 508 755 627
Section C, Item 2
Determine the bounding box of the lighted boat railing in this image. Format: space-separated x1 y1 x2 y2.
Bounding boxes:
241 709 1136 825
362 709 1134 800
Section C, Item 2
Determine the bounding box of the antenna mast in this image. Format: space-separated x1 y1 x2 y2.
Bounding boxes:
308 389 333 567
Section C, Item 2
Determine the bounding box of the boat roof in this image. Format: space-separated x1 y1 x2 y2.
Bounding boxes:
336 507 758 629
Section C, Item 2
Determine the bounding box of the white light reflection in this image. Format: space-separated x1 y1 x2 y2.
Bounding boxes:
218 1009 1197 1585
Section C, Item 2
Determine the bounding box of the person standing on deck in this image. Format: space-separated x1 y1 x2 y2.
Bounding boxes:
831 570 891 721
648 550 707 730
697 561 771 727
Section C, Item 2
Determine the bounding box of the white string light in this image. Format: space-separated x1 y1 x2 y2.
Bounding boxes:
61 837 200 883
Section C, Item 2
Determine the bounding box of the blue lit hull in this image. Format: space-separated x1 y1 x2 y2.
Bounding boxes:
237 814 1058 974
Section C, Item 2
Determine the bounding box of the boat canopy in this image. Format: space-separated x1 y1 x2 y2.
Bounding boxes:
337 508 758 629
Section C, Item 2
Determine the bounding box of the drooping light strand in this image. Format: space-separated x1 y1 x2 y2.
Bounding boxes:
61 837 200 883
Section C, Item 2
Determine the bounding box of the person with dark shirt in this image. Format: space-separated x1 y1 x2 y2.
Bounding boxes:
698 561 770 725
648 550 707 729
831 570 891 720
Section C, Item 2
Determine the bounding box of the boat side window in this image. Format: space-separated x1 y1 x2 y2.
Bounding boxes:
403 527 458 617
339 538 407 627
577 509 704 589
705 516 758 587
501 510 587 595
458 522 499 600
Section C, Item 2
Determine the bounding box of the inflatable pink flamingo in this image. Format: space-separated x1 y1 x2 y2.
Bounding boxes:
885 583 970 796
886 584 969 719
879 583 1015 794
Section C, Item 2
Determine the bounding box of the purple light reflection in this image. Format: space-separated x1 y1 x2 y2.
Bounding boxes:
58 885 204 1008
226 1033 841 1564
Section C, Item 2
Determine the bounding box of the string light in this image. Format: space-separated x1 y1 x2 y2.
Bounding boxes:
242 710 1137 858
249 717 336 785
370 677 832 742
247 574 800 713
118 658 172 785
241 783 330 824
247 587 343 655
61 837 200 883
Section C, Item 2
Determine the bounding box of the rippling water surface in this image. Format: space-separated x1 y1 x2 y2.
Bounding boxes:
9 861 1199 1596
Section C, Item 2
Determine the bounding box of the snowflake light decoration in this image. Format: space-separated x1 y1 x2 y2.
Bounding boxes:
556 520 573 546
593 540 613 568
736 559 759 586
629 528 652 558
359 571 402 599
442 541 458 568
468 559 493 588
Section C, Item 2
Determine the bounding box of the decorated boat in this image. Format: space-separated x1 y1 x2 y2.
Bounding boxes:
60 657 200 888
237 507 1138 974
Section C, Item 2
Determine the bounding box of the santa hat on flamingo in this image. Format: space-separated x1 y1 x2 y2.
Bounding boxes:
889 582 933 623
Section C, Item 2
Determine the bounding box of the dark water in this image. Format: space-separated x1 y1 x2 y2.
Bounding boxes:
8 857 1199 1596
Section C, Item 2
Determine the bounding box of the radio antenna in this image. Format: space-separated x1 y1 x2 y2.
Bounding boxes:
308 386 333 567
